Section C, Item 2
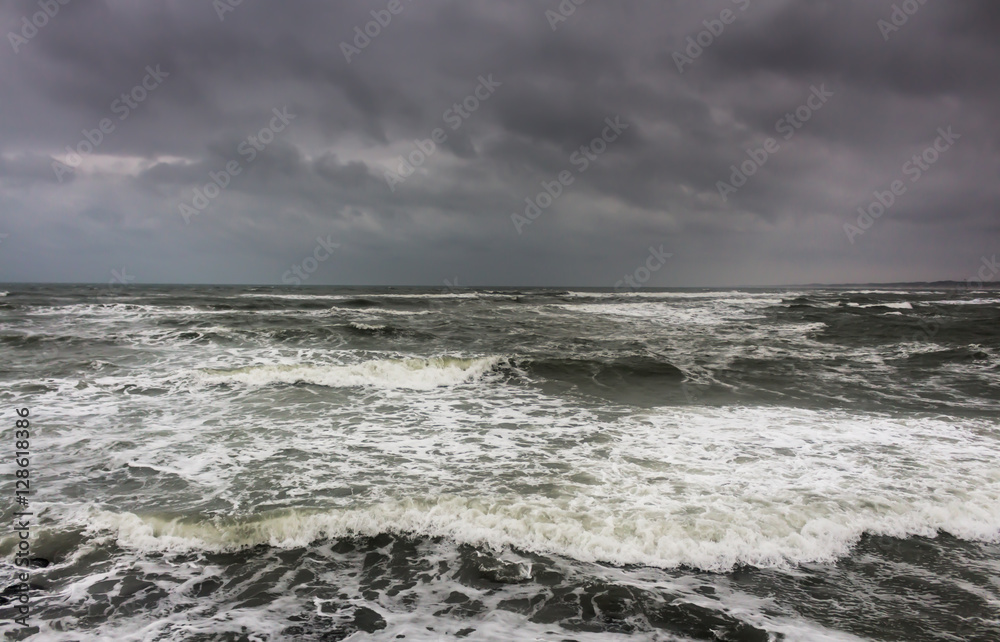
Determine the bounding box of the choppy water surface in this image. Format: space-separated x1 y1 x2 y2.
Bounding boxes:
1 285 999 641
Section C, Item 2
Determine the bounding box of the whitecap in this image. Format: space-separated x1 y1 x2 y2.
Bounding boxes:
195 356 505 390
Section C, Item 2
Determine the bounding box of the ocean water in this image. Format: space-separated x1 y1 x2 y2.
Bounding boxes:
1 285 998 641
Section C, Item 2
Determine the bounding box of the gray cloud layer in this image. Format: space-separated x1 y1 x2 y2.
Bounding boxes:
1 0 997 286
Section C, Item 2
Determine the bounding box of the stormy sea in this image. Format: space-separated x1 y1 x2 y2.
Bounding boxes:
1 284 998 641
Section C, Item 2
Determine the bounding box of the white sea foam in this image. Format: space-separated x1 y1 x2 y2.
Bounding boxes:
562 290 792 300
240 292 486 300
551 301 770 326
25 523 865 642
61 402 1000 574
930 298 1000 306
195 355 504 390
349 321 388 331
365 292 482 299
837 290 914 295
329 306 434 316
237 292 347 300
80 484 1000 572
846 301 913 309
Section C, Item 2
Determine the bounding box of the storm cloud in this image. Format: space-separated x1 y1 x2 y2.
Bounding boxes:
0 0 997 286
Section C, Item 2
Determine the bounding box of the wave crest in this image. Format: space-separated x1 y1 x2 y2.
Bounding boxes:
197 356 505 390
78 494 1000 572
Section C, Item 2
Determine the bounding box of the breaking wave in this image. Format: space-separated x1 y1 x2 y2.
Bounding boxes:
78 491 1000 572
196 356 506 390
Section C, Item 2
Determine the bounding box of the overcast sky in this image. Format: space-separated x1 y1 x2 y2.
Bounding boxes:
0 0 997 287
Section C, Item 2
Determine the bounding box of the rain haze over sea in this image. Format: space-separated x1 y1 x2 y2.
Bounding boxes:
2 1 1000 640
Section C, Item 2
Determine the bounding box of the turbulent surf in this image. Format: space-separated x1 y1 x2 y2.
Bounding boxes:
1 285 998 641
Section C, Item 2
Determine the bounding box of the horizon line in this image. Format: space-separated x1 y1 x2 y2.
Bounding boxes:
0 280 992 290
